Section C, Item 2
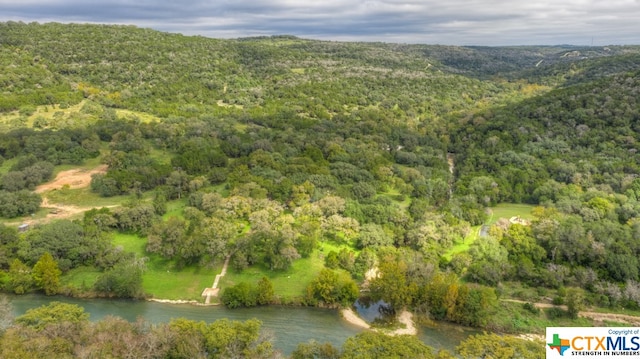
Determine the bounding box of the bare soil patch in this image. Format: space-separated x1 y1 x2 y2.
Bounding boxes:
35 164 107 193
19 165 113 224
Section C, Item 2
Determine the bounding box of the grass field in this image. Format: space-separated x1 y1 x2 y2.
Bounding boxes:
444 203 536 260
142 261 220 301
0 101 84 128
61 266 103 291
162 199 188 220
44 187 129 208
491 301 594 334
115 108 160 123
380 187 411 209
220 241 351 302
111 233 221 300
486 203 536 224
0 101 160 131
443 225 481 260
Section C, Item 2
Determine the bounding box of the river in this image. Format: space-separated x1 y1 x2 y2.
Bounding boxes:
7 294 477 355
354 298 480 353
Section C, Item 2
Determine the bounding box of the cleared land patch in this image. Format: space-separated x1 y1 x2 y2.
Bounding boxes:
35 164 108 193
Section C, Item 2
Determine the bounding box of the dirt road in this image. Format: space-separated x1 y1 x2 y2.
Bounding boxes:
502 299 640 325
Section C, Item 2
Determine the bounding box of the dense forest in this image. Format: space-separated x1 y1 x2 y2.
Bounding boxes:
1 21 640 357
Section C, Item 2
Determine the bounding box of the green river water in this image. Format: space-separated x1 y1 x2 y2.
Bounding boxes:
8 294 478 355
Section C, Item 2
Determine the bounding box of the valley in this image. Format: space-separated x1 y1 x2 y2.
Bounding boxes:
1 22 640 358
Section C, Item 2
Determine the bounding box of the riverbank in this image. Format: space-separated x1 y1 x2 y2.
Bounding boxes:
341 308 417 336
146 298 202 305
342 308 371 329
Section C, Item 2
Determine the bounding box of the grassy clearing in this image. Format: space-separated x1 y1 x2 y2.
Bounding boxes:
0 101 161 131
162 199 188 220
142 261 220 301
0 158 18 175
486 203 535 224
220 252 323 301
61 266 102 291
220 241 351 302
111 232 220 300
589 306 640 317
444 203 536 260
491 301 594 334
0 101 97 131
112 233 146 255
115 109 160 123
45 187 128 207
148 147 173 165
443 225 481 260
380 187 411 209
50 156 105 174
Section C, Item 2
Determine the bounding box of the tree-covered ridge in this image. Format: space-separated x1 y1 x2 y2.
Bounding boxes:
453 69 640 203
0 22 555 119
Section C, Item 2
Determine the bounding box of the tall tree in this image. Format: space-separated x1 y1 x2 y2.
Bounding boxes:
7 258 32 294
32 252 61 295
369 258 416 310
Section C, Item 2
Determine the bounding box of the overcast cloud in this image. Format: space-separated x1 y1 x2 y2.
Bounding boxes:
1 0 639 45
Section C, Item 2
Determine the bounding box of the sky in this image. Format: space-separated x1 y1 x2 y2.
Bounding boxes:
1 0 639 46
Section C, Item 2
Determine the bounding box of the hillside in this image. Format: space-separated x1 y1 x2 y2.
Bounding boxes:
2 22 640 339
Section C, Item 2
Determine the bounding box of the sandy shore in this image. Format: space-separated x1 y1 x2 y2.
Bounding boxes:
341 308 371 329
391 310 417 336
340 308 417 336
147 298 201 305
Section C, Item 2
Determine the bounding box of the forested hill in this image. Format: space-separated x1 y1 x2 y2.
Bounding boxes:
3 21 640 333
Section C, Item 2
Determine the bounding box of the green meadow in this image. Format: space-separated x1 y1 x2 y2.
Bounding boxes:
444 203 536 260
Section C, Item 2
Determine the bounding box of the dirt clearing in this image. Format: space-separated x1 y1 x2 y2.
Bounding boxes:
35 164 107 193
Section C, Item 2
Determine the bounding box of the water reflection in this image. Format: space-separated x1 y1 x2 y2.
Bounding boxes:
353 297 394 324
354 297 480 352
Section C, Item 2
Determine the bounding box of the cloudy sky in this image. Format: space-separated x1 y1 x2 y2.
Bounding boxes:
1 0 639 46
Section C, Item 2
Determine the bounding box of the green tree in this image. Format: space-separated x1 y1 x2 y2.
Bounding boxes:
255 276 275 305
221 282 256 308
566 287 585 319
7 258 32 294
291 340 340 359
32 252 61 295
195 318 275 358
306 269 359 306
369 259 416 310
341 331 434 358
20 219 99 271
356 223 393 249
456 333 544 359
94 258 145 298
152 190 167 215
15 301 89 330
